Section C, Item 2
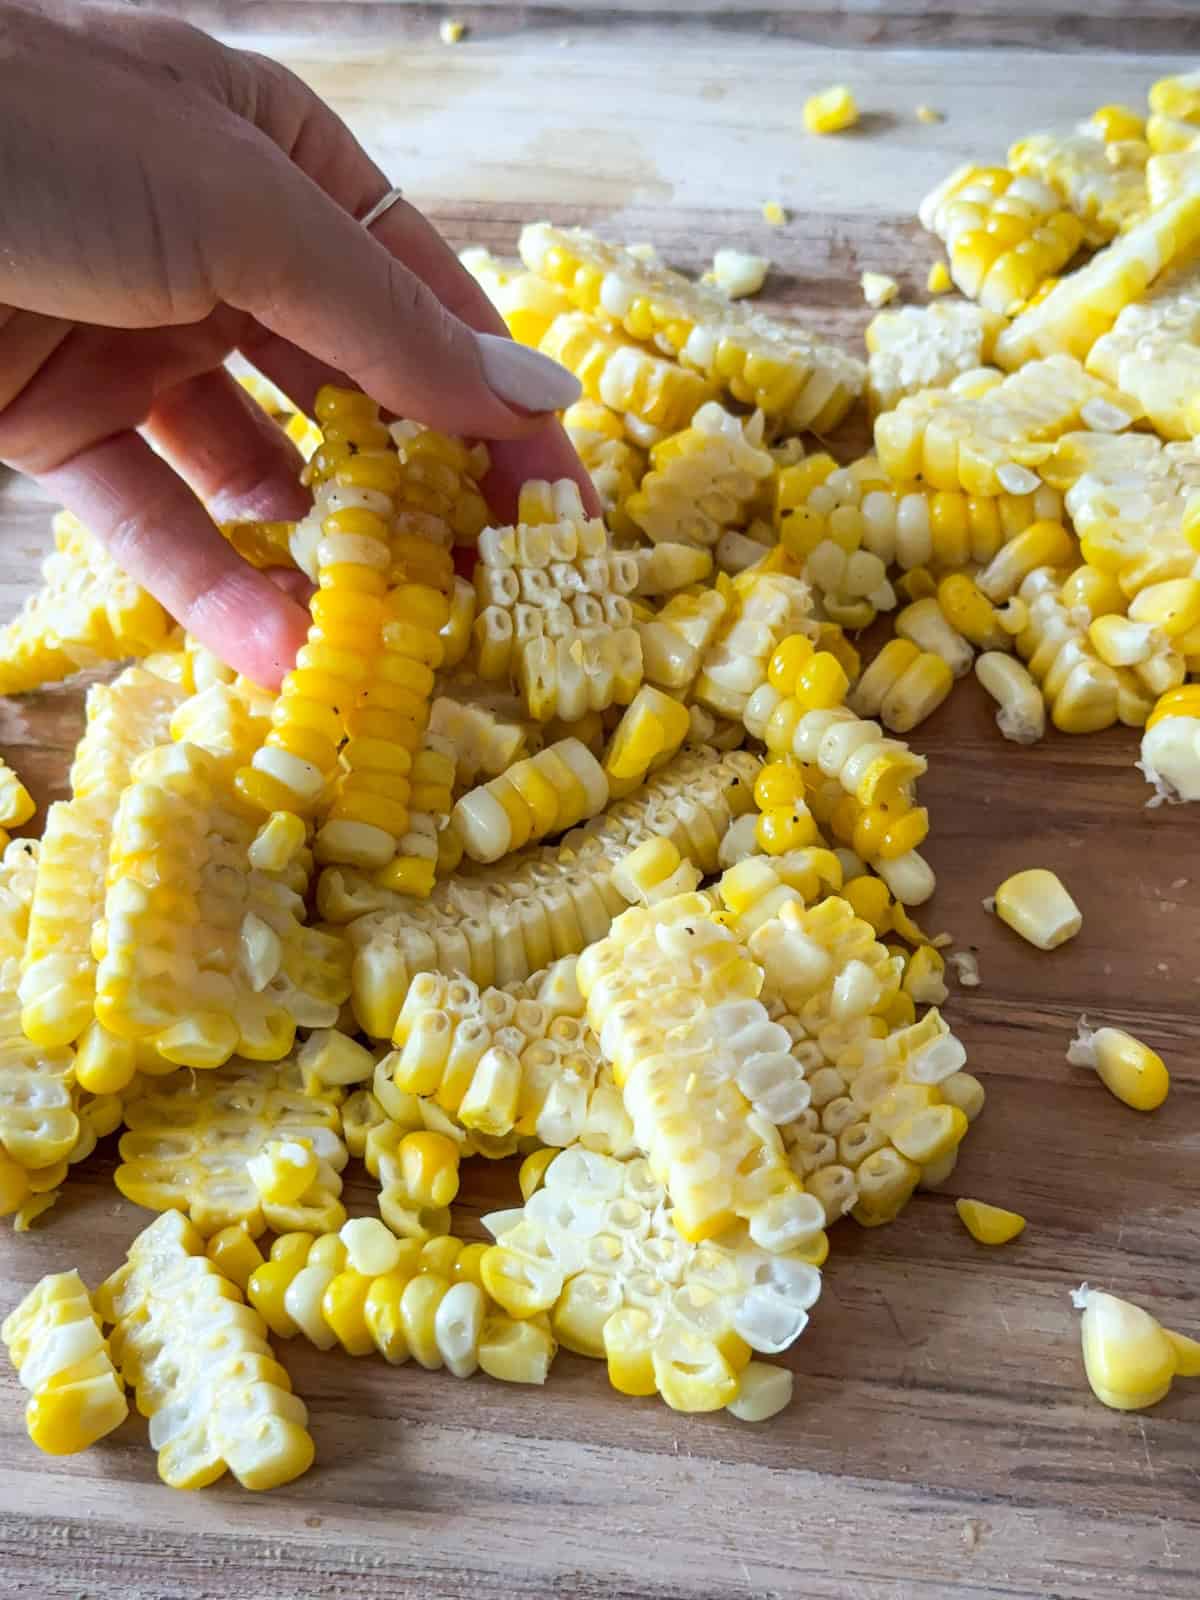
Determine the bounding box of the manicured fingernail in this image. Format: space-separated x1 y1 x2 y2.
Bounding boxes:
475 332 581 413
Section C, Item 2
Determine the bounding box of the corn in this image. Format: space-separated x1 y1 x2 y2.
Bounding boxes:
1074 1285 1200 1411
937 574 1011 651
875 355 1139 496
115 1056 348 1236
624 403 776 551
451 737 609 863
848 638 954 733
206 1224 266 1292
539 311 715 432
992 868 1081 949
460 246 571 347
709 249 770 299
2 1269 128 1455
975 652 1045 744
926 260 952 294
0 513 171 696
387 420 490 552
1086 254 1200 441
955 1198 1026 1245
1140 686 1200 802
918 167 1084 313
602 686 693 798
694 568 815 720
860 272 899 309
1010 566 1149 734
997 194 1200 369
428 695 528 789
865 301 1004 413
519 223 864 433
1066 1017 1169 1111
804 85 858 136
762 200 787 226
895 597 974 677
724 1361 794 1422
1008 122 1148 243
481 1146 820 1411
97 1210 314 1489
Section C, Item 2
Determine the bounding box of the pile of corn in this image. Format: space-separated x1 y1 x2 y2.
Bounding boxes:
3 69 1199 1492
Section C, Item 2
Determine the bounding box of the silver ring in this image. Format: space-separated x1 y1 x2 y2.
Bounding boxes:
360 186 405 230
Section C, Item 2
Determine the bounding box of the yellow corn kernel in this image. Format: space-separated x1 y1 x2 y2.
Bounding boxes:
762 201 787 226
753 761 806 811
340 1216 406 1277
519 1147 559 1201
926 260 953 294
1090 104 1145 142
206 1225 266 1292
1076 1286 1200 1411
603 1308 659 1396
955 1198 1026 1245
1067 1019 1169 1112
399 1131 461 1208
756 803 819 856
246 1140 319 1208
993 868 1081 950
794 652 850 712
478 1314 556 1385
804 84 859 135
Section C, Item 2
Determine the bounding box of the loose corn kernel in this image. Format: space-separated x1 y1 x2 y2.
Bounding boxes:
1066 1018 1169 1111
993 868 1081 950
804 85 859 135
861 272 899 309
762 201 787 225
1074 1285 1200 1411
926 260 953 294
955 1198 1026 1245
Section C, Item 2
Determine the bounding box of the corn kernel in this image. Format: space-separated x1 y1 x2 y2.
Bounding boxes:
993 868 1081 950
1067 1019 1169 1111
955 1198 1026 1245
804 85 859 135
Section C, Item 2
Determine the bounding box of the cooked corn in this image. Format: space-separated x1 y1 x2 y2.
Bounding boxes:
625 403 775 551
992 868 1082 949
451 736 609 863
540 311 715 432
2 1269 128 1454
1066 1017 1169 1111
1074 1285 1200 1411
1140 684 1200 802
1008 121 1148 242
804 85 858 136
955 1198 1026 1245
865 301 1004 413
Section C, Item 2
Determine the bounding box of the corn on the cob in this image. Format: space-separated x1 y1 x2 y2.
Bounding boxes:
1008 121 1148 243
1140 684 1200 802
865 301 1004 414
2 1269 128 1454
1073 1285 1200 1411
780 450 1065 573
519 223 865 433
992 867 1081 949
539 311 715 432
996 193 1200 369
96 1209 315 1489
1066 1016 1169 1110
0 513 170 696
481 1145 817 1414
115 1055 348 1235
624 403 775 550
918 168 1084 314
875 356 1139 495
1086 254 1200 441
955 1199 1026 1245
97 741 349 1068
334 747 761 1037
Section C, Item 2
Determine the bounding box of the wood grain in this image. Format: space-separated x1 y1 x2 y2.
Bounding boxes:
1 16 1199 1600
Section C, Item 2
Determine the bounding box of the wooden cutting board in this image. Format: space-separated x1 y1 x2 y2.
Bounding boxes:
0 10 1197 1597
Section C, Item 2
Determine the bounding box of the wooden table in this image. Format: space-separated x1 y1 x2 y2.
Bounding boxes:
2 8 1198 1597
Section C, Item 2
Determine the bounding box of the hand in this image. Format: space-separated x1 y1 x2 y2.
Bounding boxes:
0 1 590 685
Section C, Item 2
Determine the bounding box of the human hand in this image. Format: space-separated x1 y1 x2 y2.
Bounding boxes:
0 1 589 685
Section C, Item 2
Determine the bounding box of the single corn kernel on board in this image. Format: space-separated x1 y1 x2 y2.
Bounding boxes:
0 22 1196 1600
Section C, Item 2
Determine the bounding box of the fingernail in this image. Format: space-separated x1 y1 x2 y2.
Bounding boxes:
475 333 581 413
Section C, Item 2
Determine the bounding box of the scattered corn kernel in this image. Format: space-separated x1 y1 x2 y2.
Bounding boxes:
1074 1285 1200 1411
1067 1018 1169 1111
955 1199 1026 1245
992 868 1082 950
861 272 900 309
804 85 859 136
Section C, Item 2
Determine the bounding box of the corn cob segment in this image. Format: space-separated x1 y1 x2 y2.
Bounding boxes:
539 311 716 432
1086 253 1200 441
623 403 775 549
96 741 350 1069
96 1210 315 1490
1007 121 1149 243
1012 567 1152 732
481 1146 817 1413
115 1056 348 1236
519 223 865 432
388 421 490 549
2 1269 128 1454
0 513 170 696
865 301 1004 414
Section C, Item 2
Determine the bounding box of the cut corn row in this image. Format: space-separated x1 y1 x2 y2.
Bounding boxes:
2 1269 128 1454
380 733 460 898
518 223 865 433
996 193 1200 369
917 167 1084 314
428 696 529 789
865 301 1005 414
0 513 170 697
459 246 572 347
623 403 775 550
114 1055 348 1236
333 747 761 1038
451 736 609 864
96 741 350 1070
1140 684 1200 803
1074 1285 1200 1411
562 402 648 536
779 450 1065 575
388 420 490 550
1013 566 1154 733
1008 120 1149 243
481 1146 805 1415
95 1210 315 1490
638 588 731 696
693 567 815 719
1086 253 1200 441
248 1222 556 1384
539 311 716 433
874 355 1140 496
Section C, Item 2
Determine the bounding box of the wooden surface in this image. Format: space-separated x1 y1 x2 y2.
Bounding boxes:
2 11 1199 1599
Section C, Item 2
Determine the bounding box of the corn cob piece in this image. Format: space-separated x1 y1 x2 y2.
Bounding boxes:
996 194 1200 369
562 401 647 536
115 1055 348 1235
377 732 459 899
875 355 1139 496
451 736 609 864
459 246 572 346
1044 430 1200 594
335 746 761 1038
2 1269 128 1454
1008 120 1149 243
0 512 171 696
1140 684 1200 803
779 450 1065 575
1086 253 1200 441
19 661 188 1059
249 1222 557 1384
694 568 815 720
865 301 1004 414
539 311 715 433
481 1146 816 1413
97 741 349 1069
918 168 1084 314
623 403 775 550
519 223 865 432
96 1210 315 1490
1073 1285 1200 1412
